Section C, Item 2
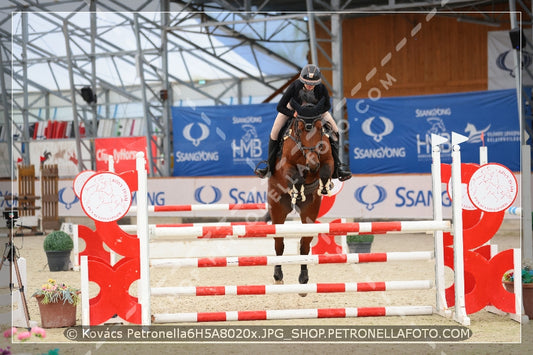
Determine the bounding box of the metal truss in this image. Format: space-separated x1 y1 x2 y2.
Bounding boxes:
0 0 521 178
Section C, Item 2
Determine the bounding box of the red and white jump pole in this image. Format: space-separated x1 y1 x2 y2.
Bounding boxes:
150 251 434 268
152 305 434 323
119 221 270 234
128 203 266 214
148 220 450 240
151 280 433 297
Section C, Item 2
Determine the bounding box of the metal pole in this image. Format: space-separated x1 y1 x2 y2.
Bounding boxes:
62 20 86 172
161 0 172 176
509 0 533 261
306 0 318 65
330 1 346 163
0 45 13 178
89 2 98 170
133 14 155 177
21 12 30 166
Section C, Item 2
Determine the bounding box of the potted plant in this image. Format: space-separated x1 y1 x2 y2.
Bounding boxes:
32 279 80 328
503 259 533 319
346 234 374 254
43 230 73 271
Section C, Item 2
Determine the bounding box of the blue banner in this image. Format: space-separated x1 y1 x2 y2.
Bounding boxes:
172 103 276 176
347 89 520 173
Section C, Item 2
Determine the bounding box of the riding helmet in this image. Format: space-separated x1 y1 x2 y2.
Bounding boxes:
299 64 322 86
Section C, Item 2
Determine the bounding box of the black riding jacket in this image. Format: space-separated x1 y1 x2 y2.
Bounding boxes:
276 80 331 118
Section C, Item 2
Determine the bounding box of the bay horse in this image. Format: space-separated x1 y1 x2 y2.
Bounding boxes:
267 98 335 292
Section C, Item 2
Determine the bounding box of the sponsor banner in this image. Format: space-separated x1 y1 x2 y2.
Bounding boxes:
171 103 276 176
1 173 523 220
488 30 533 90
0 142 20 178
94 136 153 173
347 89 520 174
29 139 92 178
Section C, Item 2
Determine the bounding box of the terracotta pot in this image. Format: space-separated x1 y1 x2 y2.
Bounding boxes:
34 294 77 328
503 281 533 319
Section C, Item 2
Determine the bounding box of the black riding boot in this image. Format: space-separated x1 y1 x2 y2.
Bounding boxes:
254 139 279 178
329 133 352 181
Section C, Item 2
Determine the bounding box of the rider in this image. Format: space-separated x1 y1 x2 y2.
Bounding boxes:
254 64 352 181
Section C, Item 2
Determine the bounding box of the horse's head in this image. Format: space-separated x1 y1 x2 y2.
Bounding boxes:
287 99 329 175
294 115 326 173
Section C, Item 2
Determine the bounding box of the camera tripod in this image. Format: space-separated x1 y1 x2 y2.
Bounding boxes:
0 216 31 329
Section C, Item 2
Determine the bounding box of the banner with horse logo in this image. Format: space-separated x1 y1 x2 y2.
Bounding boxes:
488 30 533 90
346 89 520 174
172 103 276 176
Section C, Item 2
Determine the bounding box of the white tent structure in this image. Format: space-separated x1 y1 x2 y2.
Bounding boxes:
2 0 522 177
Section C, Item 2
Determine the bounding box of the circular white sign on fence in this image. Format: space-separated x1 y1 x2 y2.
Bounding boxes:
73 170 96 198
467 163 517 212
80 172 131 222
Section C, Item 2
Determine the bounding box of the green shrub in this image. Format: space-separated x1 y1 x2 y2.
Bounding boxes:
346 234 374 243
43 231 74 251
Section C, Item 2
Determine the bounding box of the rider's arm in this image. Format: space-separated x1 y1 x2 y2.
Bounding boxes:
315 84 332 114
277 82 297 117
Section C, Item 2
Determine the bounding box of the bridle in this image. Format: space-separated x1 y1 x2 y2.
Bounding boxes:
285 114 329 165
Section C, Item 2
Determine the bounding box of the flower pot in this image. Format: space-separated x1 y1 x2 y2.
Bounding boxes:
34 295 77 328
347 242 372 254
45 250 71 271
503 281 533 319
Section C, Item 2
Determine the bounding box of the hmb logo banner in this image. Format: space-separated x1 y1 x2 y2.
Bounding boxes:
172 103 276 176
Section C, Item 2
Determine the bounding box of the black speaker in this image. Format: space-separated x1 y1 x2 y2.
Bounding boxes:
509 28 527 50
81 86 97 104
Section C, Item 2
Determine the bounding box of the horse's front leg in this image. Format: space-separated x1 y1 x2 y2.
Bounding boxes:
318 163 334 196
289 173 306 204
273 237 284 284
298 236 313 296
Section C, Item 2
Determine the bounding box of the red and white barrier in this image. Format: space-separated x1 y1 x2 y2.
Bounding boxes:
119 221 270 234
151 280 433 297
150 251 434 268
128 203 267 214
152 305 434 323
150 220 451 240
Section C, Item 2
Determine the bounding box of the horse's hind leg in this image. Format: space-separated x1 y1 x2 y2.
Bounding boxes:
273 237 285 284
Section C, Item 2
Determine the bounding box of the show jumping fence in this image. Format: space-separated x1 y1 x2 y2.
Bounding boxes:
78 133 524 327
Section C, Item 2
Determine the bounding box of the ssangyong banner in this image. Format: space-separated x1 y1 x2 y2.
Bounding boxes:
172 103 276 176
347 89 520 174
94 136 153 173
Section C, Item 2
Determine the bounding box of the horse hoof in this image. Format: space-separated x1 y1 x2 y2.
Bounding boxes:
275 280 284 285
298 293 308 297
298 271 309 285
